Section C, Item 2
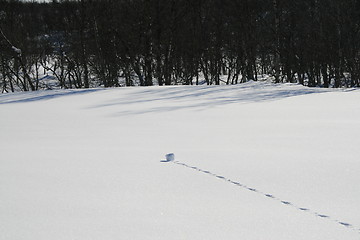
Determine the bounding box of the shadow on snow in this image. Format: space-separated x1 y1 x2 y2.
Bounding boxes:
89 82 352 116
0 88 104 104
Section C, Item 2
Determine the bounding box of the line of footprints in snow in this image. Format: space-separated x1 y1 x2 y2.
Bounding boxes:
162 153 360 234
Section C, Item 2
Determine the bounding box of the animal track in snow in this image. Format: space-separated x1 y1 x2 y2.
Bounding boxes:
164 160 360 235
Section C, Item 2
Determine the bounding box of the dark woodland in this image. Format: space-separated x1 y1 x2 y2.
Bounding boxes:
0 0 360 92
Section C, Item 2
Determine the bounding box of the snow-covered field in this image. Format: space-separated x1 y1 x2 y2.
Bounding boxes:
1 81 360 240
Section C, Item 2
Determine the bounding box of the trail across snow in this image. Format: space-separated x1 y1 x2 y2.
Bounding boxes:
1 81 360 240
168 159 360 234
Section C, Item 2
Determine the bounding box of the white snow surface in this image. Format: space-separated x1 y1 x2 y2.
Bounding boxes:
1 81 360 240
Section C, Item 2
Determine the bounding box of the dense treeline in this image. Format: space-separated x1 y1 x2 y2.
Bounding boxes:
0 0 360 92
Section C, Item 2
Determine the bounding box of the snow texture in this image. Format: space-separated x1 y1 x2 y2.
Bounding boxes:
11 46 22 56
1 81 360 240
165 153 175 162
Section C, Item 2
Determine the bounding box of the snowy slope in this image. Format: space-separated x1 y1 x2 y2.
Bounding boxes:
1 81 360 240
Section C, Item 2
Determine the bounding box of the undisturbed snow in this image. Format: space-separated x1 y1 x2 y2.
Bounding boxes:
1 81 360 240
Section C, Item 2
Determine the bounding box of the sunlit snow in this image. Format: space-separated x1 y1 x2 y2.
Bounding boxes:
1 81 360 240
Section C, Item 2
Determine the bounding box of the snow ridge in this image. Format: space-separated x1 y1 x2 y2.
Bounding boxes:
166 160 360 235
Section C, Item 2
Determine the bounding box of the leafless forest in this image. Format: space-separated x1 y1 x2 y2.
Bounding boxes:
1 0 360 92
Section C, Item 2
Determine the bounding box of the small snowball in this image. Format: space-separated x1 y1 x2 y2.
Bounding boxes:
165 153 175 161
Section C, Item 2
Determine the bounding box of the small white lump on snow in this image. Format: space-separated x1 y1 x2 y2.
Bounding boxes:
165 153 175 161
